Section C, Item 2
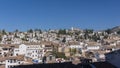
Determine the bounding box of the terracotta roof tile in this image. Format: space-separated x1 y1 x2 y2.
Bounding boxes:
0 65 5 68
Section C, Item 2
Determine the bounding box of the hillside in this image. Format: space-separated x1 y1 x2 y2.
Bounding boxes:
111 26 120 32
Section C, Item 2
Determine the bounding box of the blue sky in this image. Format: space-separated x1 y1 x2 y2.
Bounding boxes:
0 0 120 31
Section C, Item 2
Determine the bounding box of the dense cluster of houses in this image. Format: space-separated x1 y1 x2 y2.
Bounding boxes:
0 27 120 68
0 43 56 68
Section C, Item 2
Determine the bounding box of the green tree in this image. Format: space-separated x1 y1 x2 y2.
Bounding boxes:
117 30 120 34
83 29 93 39
28 29 33 33
71 48 76 54
34 29 42 34
15 29 19 33
2 29 7 35
104 35 108 39
92 34 100 42
0 35 2 41
14 33 20 38
62 37 66 43
84 33 90 39
70 48 77 56
52 52 66 59
58 29 66 35
38 29 42 34
84 29 93 34
105 29 111 34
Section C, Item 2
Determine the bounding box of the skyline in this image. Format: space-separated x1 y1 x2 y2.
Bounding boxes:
0 0 120 31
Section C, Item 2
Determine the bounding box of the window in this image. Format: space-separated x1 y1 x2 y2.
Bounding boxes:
8 66 12 68
8 66 10 68
18 62 21 64
14 59 16 63
16 53 18 56
13 66 15 68
11 54 13 56
49 56 52 61
11 66 14 68
10 59 12 63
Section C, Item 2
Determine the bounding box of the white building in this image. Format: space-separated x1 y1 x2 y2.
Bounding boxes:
69 42 85 49
87 45 100 50
5 56 24 68
13 48 19 56
13 44 26 56
25 45 44 60
69 45 83 49
19 44 27 55
13 44 45 62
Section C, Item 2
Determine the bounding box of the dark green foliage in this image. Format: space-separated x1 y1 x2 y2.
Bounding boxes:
21 38 28 41
0 35 2 41
14 33 19 38
117 30 120 34
52 52 66 59
28 29 33 33
83 29 94 39
62 37 66 43
69 48 77 56
58 29 66 35
34 29 42 34
15 29 19 32
2 29 7 35
92 34 100 42
84 29 93 34
104 35 108 39
105 29 111 34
